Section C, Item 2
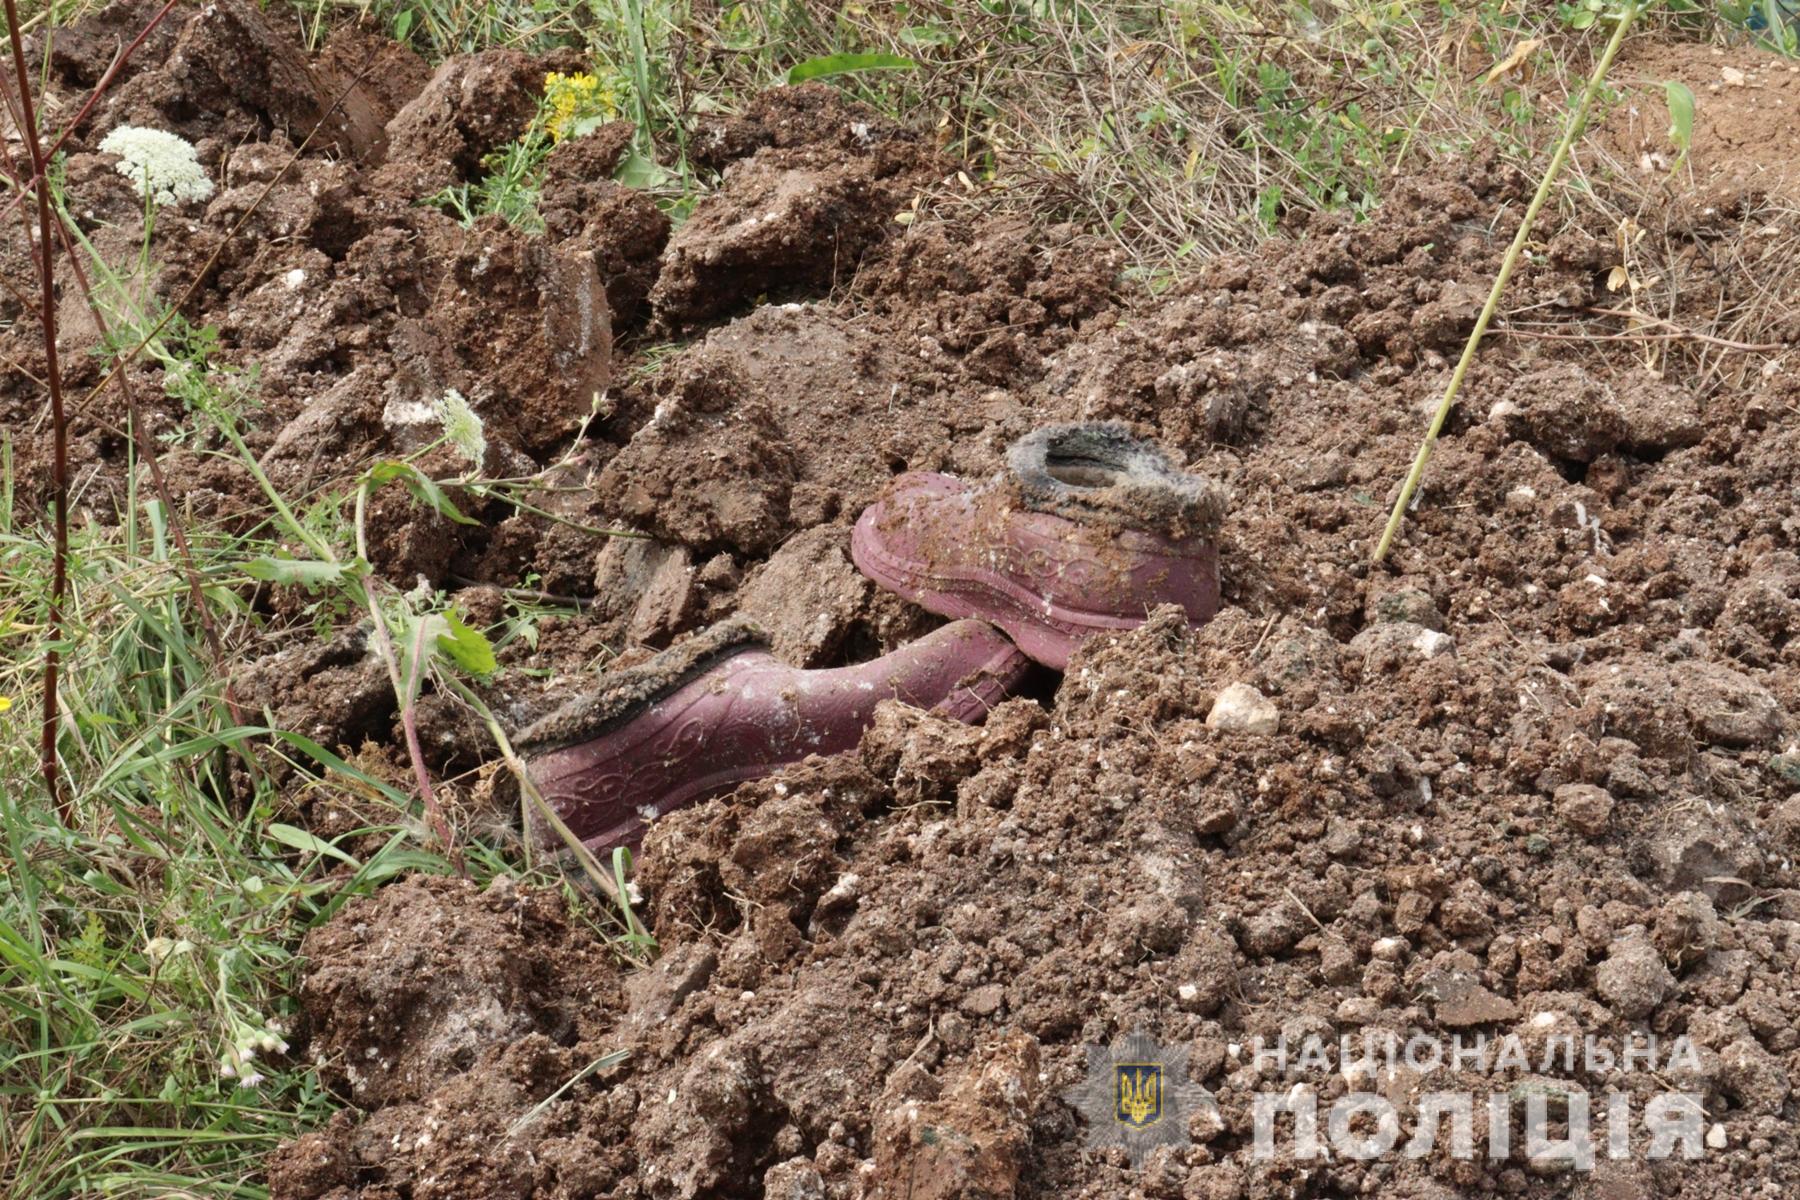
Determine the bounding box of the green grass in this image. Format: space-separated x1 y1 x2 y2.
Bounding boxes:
0 229 645 1196
0 429 463 1195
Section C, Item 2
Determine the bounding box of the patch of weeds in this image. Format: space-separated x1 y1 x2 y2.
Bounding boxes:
432 121 553 232
297 1 1768 266
431 68 623 232
659 0 1609 255
0 424 470 1196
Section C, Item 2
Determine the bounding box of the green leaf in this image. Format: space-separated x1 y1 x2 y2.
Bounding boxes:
567 114 609 141
614 152 672 190
783 52 917 86
360 847 456 883
241 556 348 588
266 822 361 867
1664 80 1696 156
435 610 499 677
899 24 957 48
366 460 478 525
267 730 413 806
1256 183 1283 231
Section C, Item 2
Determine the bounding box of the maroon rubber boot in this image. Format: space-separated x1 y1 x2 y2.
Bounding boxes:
852 423 1228 670
519 617 1029 852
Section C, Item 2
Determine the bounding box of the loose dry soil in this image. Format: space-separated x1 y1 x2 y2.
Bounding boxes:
8 4 1800 1198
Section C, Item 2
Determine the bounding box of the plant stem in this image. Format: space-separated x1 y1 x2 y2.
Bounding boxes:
351 478 462 873
401 605 462 874
6 0 72 820
212 418 462 868
1371 2 1640 565
213 411 336 563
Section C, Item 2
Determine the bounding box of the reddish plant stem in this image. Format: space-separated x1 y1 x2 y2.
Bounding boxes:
6 0 73 820
403 615 463 875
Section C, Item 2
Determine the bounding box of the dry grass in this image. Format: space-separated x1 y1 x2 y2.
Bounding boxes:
683 1 1590 265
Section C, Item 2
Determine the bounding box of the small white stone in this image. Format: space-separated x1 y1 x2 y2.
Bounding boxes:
1706 1122 1728 1149
1411 628 1455 658
1371 936 1409 961
1206 683 1279 736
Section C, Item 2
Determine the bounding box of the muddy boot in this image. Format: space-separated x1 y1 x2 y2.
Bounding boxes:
518 617 1030 852
852 422 1228 670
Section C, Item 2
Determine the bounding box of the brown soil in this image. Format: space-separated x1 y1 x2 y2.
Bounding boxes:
1591 39 1800 360
1605 41 1800 202
8 5 1800 1199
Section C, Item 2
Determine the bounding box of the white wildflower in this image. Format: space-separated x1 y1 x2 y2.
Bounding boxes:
434 388 487 470
238 1071 266 1089
98 125 214 207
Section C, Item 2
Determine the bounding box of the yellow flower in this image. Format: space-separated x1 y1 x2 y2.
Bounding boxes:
541 71 618 144
0 696 11 713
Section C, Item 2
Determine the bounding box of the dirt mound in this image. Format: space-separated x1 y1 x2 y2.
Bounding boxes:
849 217 1125 386
295 874 617 1108
273 126 1800 1195
540 124 671 325
273 875 625 1198
377 48 548 190
688 81 915 173
278 608 1800 1199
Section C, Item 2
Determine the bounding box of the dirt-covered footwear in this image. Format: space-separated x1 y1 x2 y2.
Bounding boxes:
851 422 1227 670
518 617 1029 852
